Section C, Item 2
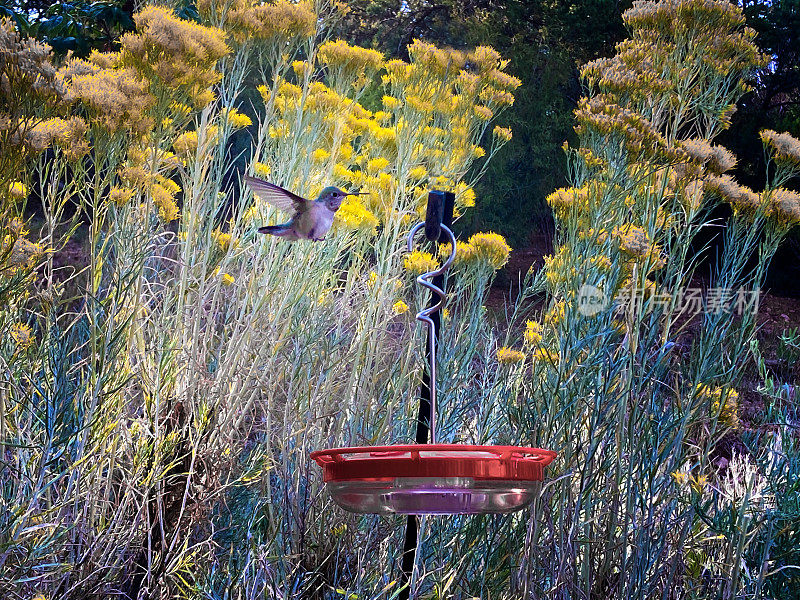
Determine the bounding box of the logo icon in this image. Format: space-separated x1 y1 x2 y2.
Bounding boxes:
577 284 607 317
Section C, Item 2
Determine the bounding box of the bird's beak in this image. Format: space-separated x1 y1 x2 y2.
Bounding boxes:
346 192 368 196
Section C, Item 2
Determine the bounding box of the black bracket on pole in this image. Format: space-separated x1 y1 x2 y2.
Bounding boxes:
399 189 455 600
424 189 445 242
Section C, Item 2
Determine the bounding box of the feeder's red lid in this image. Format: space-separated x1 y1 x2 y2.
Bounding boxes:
310 444 556 483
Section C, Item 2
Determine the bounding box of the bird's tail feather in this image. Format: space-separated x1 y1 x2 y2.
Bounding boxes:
258 224 291 236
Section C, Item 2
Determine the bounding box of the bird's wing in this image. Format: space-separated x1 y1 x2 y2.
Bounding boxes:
244 175 309 214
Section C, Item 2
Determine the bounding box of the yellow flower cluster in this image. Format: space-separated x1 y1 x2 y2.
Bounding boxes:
0 18 63 98
680 138 736 174
591 254 613 272
496 347 525 364
474 105 493 121
88 49 119 69
524 320 543 346
392 300 409 315
253 162 271 178
437 232 512 274
382 95 402 111
223 107 252 129
367 157 390 173
0 18 75 228
614 224 665 271
403 251 440 275
615 224 652 257
312 148 330 164
9 181 27 201
704 174 762 216
696 384 739 429
760 129 800 169
438 240 474 267
173 126 219 157
468 232 511 269
334 198 379 233
7 217 27 236
630 163 703 216
581 40 671 105
1 233 45 273
199 0 316 44
60 58 155 135
533 347 559 365
671 470 708 494
546 185 590 220
292 60 312 79
319 39 383 91
173 130 199 157
493 125 512 142
408 165 427 180
120 6 230 109
211 229 232 253
544 300 567 328
574 95 676 163
366 271 378 289
542 247 579 288
405 41 466 77
624 0 745 32
112 140 186 222
24 116 89 160
10 322 34 351
110 186 136 206
151 179 181 222
768 188 800 227
679 138 708 164
455 182 476 208
575 147 608 171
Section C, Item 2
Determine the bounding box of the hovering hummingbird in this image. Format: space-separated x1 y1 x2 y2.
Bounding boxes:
244 174 365 241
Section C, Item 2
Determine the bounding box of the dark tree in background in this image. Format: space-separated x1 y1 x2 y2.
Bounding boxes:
721 1 800 188
0 0 136 54
460 0 632 247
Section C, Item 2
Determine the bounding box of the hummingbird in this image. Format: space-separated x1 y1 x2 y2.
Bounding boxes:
244 174 365 241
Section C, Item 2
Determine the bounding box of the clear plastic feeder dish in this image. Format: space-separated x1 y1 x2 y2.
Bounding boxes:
310 444 557 515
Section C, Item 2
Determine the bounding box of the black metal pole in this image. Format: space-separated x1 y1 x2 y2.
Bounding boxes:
399 190 455 600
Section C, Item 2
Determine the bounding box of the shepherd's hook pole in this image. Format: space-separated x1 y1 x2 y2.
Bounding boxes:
399 190 455 600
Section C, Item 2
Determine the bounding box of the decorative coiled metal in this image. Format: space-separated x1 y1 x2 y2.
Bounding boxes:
406 221 457 445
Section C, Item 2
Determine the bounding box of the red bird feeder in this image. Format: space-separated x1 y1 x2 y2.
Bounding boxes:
311 444 556 515
311 193 555 517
